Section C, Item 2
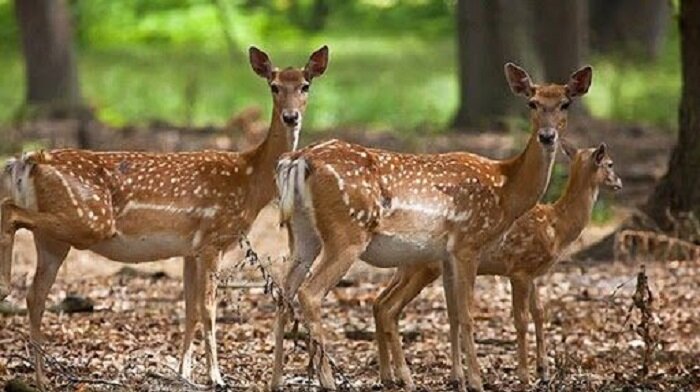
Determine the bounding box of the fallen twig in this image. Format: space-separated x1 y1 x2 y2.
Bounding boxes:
20 334 125 389
622 264 658 375
236 234 357 391
615 229 700 263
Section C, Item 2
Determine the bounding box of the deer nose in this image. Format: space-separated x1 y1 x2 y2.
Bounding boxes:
537 128 557 146
281 111 300 126
612 177 623 191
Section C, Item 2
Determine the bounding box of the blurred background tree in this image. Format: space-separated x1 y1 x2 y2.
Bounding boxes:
0 0 681 131
645 0 700 229
590 0 670 60
451 0 529 130
15 0 84 117
452 0 590 130
531 0 588 89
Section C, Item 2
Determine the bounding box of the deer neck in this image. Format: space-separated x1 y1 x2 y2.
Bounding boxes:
553 169 599 245
243 108 293 211
498 133 556 222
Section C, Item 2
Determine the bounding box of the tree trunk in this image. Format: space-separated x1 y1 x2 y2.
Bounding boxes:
590 0 670 59
15 0 83 114
644 0 700 229
576 0 699 261
531 0 588 83
15 0 94 148
452 0 532 131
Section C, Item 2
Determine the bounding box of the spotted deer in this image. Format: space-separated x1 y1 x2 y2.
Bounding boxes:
271 63 592 391
0 46 328 389
373 141 621 388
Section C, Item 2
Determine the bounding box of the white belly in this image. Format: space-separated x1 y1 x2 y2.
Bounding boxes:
361 203 450 268
361 232 448 268
89 233 190 263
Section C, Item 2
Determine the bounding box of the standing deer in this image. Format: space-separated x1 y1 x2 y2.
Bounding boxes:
0 46 329 389
271 63 592 391
373 141 621 388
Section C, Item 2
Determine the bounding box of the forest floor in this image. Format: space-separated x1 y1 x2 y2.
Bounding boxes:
0 207 699 391
1 118 698 391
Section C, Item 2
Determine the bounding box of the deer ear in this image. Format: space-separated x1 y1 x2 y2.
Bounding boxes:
567 66 592 98
593 142 607 164
304 45 329 80
560 139 578 160
249 46 272 79
504 63 534 97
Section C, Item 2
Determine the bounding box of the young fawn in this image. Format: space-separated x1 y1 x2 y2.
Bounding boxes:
374 141 622 388
271 63 592 391
0 46 328 389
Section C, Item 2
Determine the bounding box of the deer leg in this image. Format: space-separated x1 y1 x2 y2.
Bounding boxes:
27 233 70 391
0 199 16 300
528 281 548 381
510 277 532 384
450 251 483 392
179 256 200 381
373 272 402 385
271 218 321 391
297 241 367 390
198 250 224 386
441 256 465 389
377 264 440 390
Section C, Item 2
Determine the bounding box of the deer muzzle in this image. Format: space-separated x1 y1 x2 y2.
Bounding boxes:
537 127 558 147
281 110 301 127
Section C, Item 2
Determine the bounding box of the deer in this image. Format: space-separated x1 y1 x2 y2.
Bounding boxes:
270 63 592 391
0 45 329 389
373 140 622 388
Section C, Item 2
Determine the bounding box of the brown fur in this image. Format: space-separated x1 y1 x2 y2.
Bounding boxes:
271 64 592 391
0 46 329 389
373 144 621 385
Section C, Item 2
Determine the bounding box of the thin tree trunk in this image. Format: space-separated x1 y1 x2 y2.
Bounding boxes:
576 0 699 261
532 0 588 83
644 0 700 229
15 0 94 148
452 0 531 131
590 0 670 59
15 0 82 112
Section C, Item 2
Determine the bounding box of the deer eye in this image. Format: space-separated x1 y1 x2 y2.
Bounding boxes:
607 162 613 169
561 101 571 110
528 101 537 110
270 85 280 94
301 84 310 93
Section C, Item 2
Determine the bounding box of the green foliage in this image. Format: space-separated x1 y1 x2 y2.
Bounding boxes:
0 0 682 132
0 37 458 129
587 29 681 128
541 161 614 224
0 55 22 122
590 197 614 224
0 1 16 48
542 160 568 204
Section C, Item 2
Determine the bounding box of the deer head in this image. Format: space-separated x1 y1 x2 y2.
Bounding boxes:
561 140 622 191
505 63 592 150
249 45 329 150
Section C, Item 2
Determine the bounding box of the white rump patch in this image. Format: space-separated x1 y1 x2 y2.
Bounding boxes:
276 157 310 224
8 154 38 210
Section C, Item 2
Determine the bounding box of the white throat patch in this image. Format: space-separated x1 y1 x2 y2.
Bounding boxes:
292 117 302 151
